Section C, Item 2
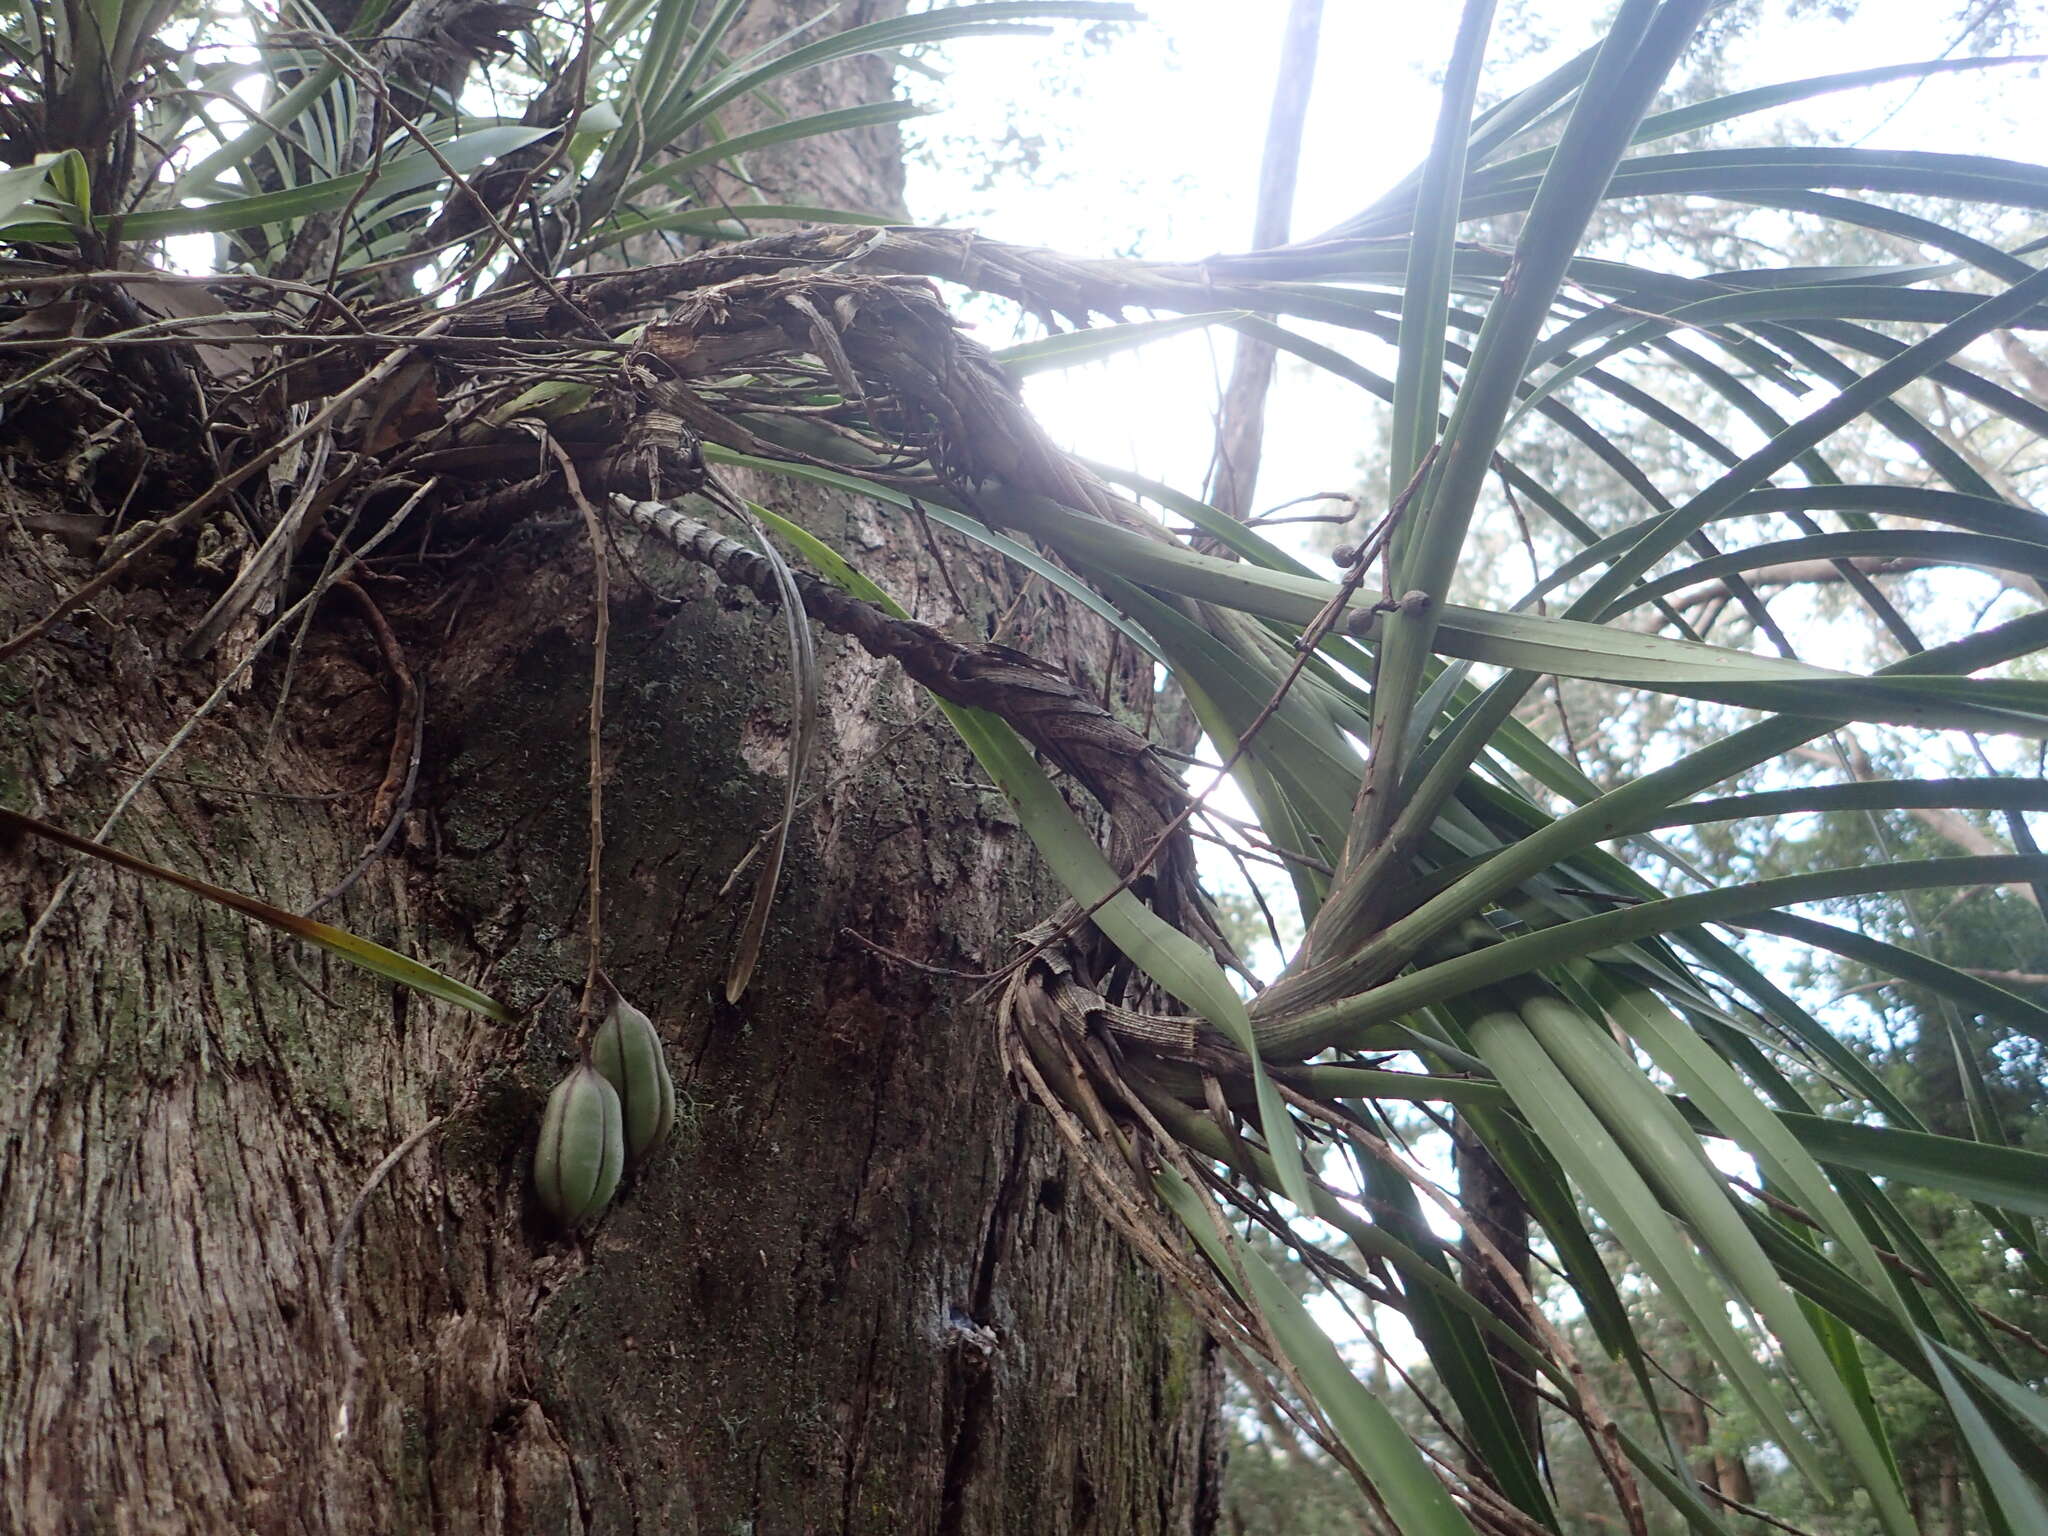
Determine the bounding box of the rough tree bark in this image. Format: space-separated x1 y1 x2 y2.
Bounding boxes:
0 4 1222 1531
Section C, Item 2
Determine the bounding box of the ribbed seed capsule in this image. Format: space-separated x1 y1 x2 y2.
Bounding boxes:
533 1064 625 1228
591 993 676 1166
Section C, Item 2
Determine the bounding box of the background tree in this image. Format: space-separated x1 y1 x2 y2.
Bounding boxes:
1197 10 2048 1528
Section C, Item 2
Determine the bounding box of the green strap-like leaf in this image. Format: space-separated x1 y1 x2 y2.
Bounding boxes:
1155 1167 1483 1536
0 808 514 1022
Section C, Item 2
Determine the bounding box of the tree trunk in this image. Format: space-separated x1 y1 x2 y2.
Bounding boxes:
1666 1354 1718 1501
0 6 1221 1532
1938 1451 1965 1536
1711 1451 1753 1508
1451 1117 1538 1460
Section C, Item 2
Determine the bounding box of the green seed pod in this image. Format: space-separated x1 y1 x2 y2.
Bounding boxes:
591 993 676 1166
533 1064 625 1228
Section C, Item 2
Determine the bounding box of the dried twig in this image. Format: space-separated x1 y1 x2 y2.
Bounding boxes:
326 1115 446 1445
0 317 454 663
17 481 439 958
543 436 611 1042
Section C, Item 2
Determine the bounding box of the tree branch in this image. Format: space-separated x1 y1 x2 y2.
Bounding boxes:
1787 739 2039 906
1666 555 1938 615
1203 0 1323 522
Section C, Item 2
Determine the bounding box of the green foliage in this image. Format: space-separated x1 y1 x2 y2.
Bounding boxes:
910 8 2048 1531
0 0 1133 270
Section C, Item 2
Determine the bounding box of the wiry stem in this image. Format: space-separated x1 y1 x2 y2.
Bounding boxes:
548 437 612 1046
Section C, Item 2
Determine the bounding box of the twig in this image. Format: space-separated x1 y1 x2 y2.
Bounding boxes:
290 25 606 339
985 569 1042 648
101 767 381 802
263 498 375 757
1961 967 2048 986
1249 490 1356 524
305 676 426 918
439 0 600 282
1201 0 1324 521
0 308 273 350
909 497 973 623
183 428 348 660
544 436 610 1043
0 309 274 408
331 580 421 832
0 267 357 307
326 1114 446 1445
839 926 994 980
0 330 635 351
